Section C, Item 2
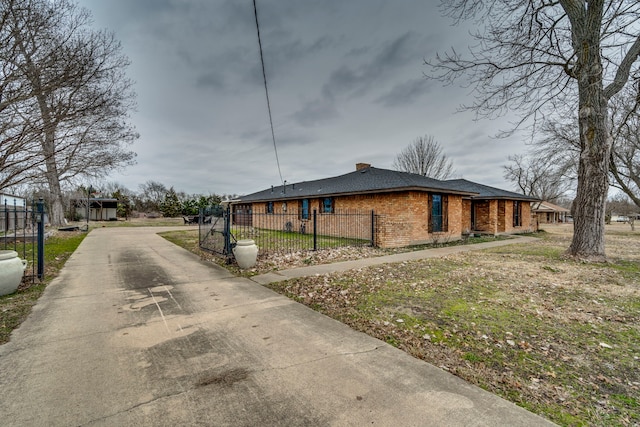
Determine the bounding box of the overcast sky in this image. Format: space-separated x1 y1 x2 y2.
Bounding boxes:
75 0 528 197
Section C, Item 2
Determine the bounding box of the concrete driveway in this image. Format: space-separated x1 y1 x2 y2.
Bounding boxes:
0 227 555 426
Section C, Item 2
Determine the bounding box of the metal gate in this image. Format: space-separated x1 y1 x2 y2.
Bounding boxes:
199 204 376 260
198 205 232 257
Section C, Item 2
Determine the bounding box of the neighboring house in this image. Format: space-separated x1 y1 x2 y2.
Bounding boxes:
531 201 570 224
234 163 538 248
0 193 28 231
0 193 26 208
610 213 636 223
72 198 118 221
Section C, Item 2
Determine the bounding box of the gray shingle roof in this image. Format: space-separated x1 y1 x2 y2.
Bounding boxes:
237 167 539 203
238 167 478 202
443 179 540 201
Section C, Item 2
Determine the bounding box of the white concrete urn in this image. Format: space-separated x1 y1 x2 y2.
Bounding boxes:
233 239 258 269
0 250 28 296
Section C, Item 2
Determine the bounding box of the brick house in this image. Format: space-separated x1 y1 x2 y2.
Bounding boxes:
531 201 570 224
235 164 538 248
443 179 539 235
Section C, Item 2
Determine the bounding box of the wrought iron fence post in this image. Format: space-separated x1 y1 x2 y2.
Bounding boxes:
371 210 375 247
21 200 26 260
313 209 317 251
3 200 7 249
37 198 45 279
224 205 232 256
12 199 17 251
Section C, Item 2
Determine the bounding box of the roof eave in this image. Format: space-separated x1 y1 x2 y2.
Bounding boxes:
468 195 540 202
235 186 478 203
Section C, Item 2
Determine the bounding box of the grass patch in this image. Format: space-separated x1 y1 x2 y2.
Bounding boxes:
485 243 566 259
608 259 640 276
158 230 248 276
231 227 370 252
160 230 199 250
0 231 87 344
0 282 47 344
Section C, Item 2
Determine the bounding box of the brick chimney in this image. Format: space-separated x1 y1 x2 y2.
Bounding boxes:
356 163 371 171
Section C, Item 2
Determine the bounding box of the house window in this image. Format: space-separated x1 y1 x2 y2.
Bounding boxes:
300 199 309 220
322 197 334 214
432 195 443 232
429 194 448 233
266 201 274 214
513 201 522 227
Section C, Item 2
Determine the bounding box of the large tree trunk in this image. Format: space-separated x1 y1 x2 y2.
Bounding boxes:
570 135 609 260
567 10 610 261
32 82 65 225
43 136 65 226
36 94 66 226
46 175 65 226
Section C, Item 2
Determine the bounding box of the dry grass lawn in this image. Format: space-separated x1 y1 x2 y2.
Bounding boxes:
265 224 640 426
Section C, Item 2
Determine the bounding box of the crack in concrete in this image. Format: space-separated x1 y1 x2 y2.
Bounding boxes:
77 388 192 427
259 345 383 372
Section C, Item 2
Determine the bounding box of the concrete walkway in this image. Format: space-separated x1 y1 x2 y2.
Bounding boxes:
0 227 554 426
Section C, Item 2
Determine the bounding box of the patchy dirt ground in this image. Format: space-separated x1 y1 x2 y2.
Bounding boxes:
194 235 508 276
265 224 640 426
247 245 388 273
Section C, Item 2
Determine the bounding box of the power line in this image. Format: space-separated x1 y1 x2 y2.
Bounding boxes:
253 0 283 185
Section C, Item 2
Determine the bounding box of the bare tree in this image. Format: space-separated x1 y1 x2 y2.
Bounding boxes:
392 135 454 179
503 154 573 202
0 2 44 190
607 193 637 230
428 1 640 261
138 180 167 213
608 85 640 209
537 85 640 211
2 0 137 225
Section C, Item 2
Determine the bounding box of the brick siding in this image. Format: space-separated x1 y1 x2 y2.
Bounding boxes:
247 192 532 248
473 199 534 235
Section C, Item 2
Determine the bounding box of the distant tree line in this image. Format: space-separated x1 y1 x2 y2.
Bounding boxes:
66 180 233 220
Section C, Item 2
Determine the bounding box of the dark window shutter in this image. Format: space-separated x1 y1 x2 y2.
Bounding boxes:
443 195 449 232
428 194 433 233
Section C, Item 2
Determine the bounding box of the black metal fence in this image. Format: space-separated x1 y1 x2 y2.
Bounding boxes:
199 205 375 258
1 198 46 284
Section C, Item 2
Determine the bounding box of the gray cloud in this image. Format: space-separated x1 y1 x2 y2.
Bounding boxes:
75 0 529 197
323 31 420 99
266 36 335 69
196 72 225 89
375 78 431 107
291 96 340 127
290 31 424 127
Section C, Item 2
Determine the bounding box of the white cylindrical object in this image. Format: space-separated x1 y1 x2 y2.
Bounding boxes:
233 240 258 269
0 250 28 296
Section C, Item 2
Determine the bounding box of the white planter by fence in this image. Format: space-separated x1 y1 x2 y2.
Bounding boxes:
0 250 28 296
233 240 258 269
